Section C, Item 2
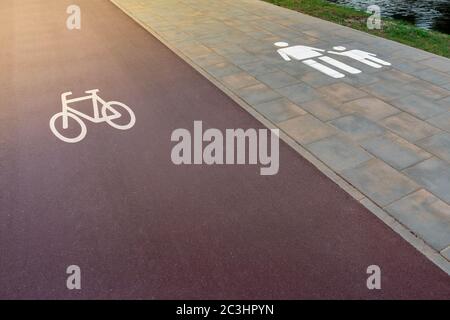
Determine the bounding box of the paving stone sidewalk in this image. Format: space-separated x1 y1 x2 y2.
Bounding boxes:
111 0 450 262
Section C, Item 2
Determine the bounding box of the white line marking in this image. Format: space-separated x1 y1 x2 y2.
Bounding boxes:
302 59 345 78
319 56 362 74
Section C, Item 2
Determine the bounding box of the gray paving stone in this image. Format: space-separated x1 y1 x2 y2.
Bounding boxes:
341 159 419 206
239 60 279 76
402 81 450 100
236 83 281 105
438 96 450 109
253 98 306 123
318 83 368 102
419 57 450 73
256 71 300 89
220 72 259 90
174 39 205 50
211 44 247 56
300 98 347 121
394 61 428 74
361 81 409 101
276 60 312 76
289 34 321 45
307 136 372 172
298 71 341 88
201 36 233 47
302 29 327 38
192 53 228 67
340 97 400 121
417 133 450 163
256 51 287 65
415 69 450 86
361 133 431 170
390 95 448 120
160 30 194 42
206 62 242 78
427 112 450 132
377 69 418 84
386 189 450 251
244 40 277 53
381 112 441 142
276 83 321 104
391 48 433 62
330 114 386 141
279 114 336 144
246 30 276 40
341 72 380 88
181 44 213 58
223 52 260 66
404 157 450 204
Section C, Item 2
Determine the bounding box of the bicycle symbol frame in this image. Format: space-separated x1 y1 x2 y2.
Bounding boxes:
50 89 136 143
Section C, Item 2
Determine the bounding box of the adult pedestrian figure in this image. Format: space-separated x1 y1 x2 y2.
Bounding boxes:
275 42 361 78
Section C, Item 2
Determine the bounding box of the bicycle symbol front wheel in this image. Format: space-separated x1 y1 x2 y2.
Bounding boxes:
102 101 136 130
49 112 87 143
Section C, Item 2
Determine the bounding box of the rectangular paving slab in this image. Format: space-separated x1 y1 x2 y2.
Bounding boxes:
340 97 400 121
402 81 450 100
361 133 432 170
381 113 441 142
404 158 450 204
276 83 322 104
417 133 450 163
419 57 450 73
361 81 410 101
307 136 373 172
330 114 386 142
427 112 450 132
390 95 448 120
341 159 419 207
220 72 260 90
279 114 336 144
318 83 368 102
256 70 300 89
236 83 282 105
300 98 348 121
415 69 450 86
253 97 307 123
386 189 450 251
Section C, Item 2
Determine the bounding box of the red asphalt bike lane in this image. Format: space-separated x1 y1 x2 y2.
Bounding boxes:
0 0 449 299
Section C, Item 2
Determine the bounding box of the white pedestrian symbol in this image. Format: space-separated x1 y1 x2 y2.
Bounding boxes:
50 89 136 143
328 46 391 68
275 42 390 78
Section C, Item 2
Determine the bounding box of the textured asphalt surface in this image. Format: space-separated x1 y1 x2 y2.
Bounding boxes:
0 0 449 299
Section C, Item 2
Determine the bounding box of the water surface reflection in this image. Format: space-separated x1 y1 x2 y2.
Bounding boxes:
327 0 450 33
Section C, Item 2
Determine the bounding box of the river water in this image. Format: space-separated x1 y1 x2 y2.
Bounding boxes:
327 0 450 34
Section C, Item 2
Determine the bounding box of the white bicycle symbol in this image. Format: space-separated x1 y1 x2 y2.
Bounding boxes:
50 89 136 143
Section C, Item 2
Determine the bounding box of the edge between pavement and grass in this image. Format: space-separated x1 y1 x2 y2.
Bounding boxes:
264 0 450 58
110 0 450 276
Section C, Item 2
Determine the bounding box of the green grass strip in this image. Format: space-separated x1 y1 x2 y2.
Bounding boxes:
264 0 450 58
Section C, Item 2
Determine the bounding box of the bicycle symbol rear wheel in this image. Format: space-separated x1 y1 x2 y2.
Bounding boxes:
49 112 87 143
101 101 136 130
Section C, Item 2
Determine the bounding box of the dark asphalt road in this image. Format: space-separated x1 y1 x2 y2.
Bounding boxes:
0 0 449 299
